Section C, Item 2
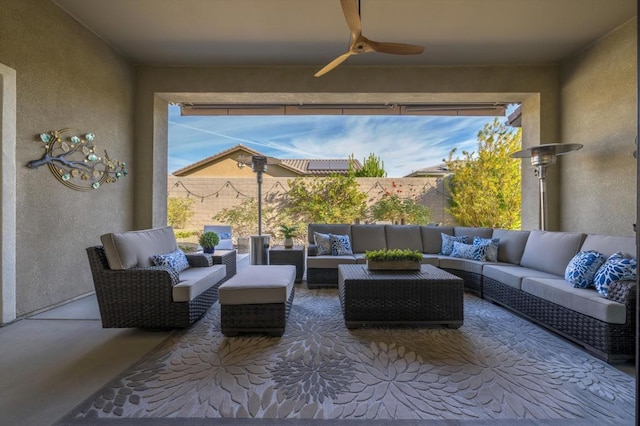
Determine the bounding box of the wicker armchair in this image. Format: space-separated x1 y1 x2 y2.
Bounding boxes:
86 246 224 329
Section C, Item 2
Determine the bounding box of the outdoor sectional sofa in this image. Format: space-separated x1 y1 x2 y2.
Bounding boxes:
306 224 636 362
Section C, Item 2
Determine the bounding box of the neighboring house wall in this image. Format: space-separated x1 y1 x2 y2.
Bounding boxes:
174 155 301 178
559 19 637 236
186 159 302 177
1 0 135 317
178 157 257 178
167 176 455 232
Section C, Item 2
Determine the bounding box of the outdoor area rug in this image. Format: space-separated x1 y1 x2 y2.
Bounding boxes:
57 288 635 425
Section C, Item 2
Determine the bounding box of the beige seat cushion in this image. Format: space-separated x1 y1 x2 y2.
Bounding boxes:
482 264 560 290
421 254 441 266
439 257 495 274
522 277 627 324
307 255 358 268
219 265 295 305
173 265 226 302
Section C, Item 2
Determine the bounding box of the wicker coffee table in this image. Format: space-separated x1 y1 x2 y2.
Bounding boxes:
338 264 464 329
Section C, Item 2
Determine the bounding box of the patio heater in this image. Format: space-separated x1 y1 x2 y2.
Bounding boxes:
249 155 269 265
511 143 582 231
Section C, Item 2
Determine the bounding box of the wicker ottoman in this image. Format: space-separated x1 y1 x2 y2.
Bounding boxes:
218 265 296 337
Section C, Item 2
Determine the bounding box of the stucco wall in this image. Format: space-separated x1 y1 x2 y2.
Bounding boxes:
1 0 136 316
559 19 637 236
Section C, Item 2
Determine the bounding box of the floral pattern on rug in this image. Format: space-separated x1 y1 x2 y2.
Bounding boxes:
68 288 635 422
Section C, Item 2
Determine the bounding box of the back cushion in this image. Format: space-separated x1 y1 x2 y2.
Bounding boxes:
492 229 530 264
454 226 493 239
351 225 387 253
307 224 351 244
101 226 178 270
520 230 585 276
421 226 453 254
580 234 636 259
385 225 423 251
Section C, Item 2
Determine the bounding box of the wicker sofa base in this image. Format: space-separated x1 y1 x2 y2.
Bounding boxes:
87 246 220 329
221 288 295 337
306 268 339 288
483 276 635 362
441 269 483 297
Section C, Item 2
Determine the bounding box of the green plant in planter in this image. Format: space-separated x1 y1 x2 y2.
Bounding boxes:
364 248 422 262
199 231 220 254
279 224 298 248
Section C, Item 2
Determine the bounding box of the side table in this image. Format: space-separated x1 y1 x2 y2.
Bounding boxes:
269 245 305 283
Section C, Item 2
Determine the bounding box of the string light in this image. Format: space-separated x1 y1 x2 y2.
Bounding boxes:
169 179 443 204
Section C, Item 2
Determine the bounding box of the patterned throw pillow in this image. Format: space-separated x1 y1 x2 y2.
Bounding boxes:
564 250 606 288
450 241 480 260
217 232 231 240
151 249 190 272
314 232 332 255
330 234 353 256
473 237 500 262
593 253 637 297
440 234 468 256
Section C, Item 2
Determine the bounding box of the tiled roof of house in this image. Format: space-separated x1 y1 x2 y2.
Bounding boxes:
403 163 451 178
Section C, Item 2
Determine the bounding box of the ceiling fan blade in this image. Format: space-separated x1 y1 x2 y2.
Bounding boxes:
367 39 424 55
314 51 354 77
340 0 362 38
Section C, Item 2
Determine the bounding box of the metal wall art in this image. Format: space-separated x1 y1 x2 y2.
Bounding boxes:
27 128 128 191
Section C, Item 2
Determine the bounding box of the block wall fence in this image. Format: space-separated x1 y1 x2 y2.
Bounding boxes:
167 176 456 236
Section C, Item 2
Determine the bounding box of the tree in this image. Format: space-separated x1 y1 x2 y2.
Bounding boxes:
167 197 195 229
351 153 387 177
212 198 261 237
444 118 522 229
370 194 431 224
285 174 367 224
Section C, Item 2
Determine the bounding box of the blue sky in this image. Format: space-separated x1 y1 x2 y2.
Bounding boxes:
168 104 511 177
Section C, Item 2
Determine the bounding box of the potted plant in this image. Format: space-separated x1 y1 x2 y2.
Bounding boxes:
199 231 220 254
279 224 298 248
364 248 422 271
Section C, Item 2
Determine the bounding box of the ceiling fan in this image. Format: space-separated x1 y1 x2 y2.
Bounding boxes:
314 0 425 77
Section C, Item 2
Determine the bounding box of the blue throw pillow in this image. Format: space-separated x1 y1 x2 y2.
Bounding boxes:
330 234 353 256
151 249 190 272
440 234 468 256
593 253 637 297
314 232 332 255
564 250 606 288
217 232 231 240
450 241 479 260
473 237 500 262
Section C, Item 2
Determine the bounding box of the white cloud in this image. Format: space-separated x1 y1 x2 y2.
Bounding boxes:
167 106 503 177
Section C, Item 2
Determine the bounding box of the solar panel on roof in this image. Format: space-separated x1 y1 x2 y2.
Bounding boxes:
307 160 349 171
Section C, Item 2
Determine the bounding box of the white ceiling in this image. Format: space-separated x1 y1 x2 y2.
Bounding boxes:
53 0 636 68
